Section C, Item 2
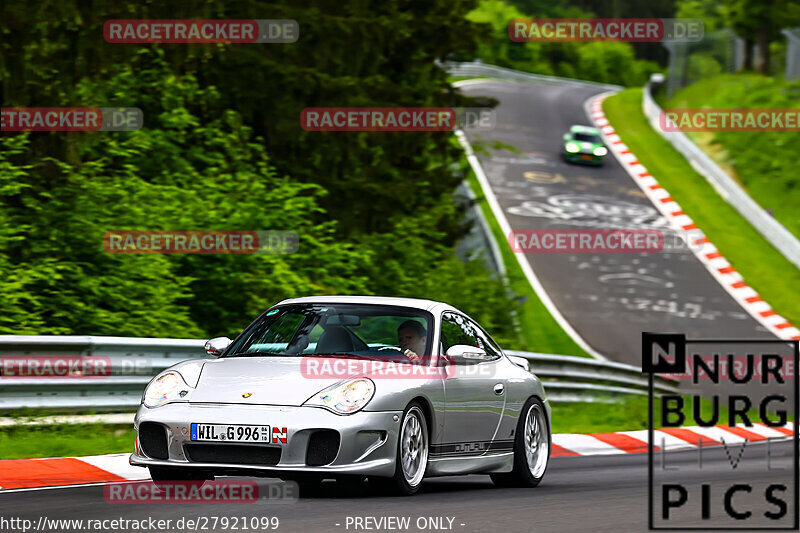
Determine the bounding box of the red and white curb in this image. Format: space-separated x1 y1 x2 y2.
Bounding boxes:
0 453 147 490
586 94 800 343
0 423 793 490
552 422 794 457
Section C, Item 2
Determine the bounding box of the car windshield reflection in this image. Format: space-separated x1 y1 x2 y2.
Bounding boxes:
224 304 433 359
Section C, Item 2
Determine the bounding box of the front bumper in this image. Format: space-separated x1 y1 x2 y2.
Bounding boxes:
563 151 604 165
130 403 402 478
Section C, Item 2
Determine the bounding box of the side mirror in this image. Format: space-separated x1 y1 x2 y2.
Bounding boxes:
445 344 489 365
507 355 530 372
204 337 231 357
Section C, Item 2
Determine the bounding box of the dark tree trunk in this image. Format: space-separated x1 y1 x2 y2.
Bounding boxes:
755 24 771 74
741 38 754 71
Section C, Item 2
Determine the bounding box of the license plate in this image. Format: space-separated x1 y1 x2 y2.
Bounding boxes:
580 154 593 160
191 423 272 443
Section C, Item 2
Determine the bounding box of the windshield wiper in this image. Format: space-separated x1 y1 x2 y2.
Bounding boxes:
226 350 287 357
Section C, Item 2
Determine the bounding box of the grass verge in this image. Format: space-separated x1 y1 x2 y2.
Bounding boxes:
550 394 789 434
0 423 134 460
661 74 800 241
551 396 653 434
603 89 800 326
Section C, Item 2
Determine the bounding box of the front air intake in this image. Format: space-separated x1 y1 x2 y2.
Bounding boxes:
184 443 281 466
306 430 341 466
139 422 169 460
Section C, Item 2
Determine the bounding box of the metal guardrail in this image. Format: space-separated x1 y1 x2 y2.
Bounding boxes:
643 77 800 270
506 351 679 403
0 336 678 411
0 336 206 411
442 60 624 91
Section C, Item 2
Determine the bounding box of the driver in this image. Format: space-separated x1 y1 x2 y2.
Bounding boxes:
397 320 426 363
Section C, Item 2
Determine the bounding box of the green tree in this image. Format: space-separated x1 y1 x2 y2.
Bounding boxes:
722 0 800 74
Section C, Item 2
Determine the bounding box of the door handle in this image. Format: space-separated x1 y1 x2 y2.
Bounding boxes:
494 383 504 395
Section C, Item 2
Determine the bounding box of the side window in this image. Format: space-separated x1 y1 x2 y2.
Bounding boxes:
441 312 480 354
470 320 501 360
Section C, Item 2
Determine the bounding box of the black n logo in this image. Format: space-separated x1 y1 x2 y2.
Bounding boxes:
642 332 686 374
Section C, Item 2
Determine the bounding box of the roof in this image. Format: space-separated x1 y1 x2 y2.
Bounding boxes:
570 124 601 134
275 295 454 313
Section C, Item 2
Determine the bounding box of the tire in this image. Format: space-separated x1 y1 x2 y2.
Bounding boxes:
491 396 550 488
148 466 209 491
379 401 429 495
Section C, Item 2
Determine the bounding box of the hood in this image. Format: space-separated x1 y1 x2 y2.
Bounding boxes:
189 356 344 406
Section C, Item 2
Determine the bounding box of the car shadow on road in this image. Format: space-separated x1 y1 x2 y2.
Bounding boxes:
297 477 496 499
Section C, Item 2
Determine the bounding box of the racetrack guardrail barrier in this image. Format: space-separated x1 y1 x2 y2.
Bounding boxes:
0 336 680 411
643 74 800 270
442 60 623 91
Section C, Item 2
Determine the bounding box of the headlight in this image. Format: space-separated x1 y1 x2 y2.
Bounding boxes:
593 146 608 156
143 371 191 408
304 378 375 415
565 142 580 153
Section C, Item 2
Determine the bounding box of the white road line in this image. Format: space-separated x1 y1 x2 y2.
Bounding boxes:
553 434 622 455
76 453 149 481
621 430 696 451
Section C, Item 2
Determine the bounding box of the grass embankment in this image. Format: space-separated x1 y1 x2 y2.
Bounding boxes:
0 423 135 460
464 166 591 357
662 74 800 241
551 394 788 434
603 89 800 327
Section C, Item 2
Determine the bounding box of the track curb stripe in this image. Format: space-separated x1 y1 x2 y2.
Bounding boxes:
0 423 794 490
586 95 800 341
551 422 793 456
0 457 127 489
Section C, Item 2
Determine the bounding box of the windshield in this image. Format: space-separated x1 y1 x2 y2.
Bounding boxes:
224 303 434 357
573 132 601 143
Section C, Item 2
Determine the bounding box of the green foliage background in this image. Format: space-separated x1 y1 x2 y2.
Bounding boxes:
465 0 662 86
0 1 522 345
664 74 800 242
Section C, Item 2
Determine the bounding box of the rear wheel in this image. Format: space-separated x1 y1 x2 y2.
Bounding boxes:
491 397 550 488
376 402 429 495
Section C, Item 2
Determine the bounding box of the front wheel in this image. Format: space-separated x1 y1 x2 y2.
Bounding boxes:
491 396 550 488
377 402 429 495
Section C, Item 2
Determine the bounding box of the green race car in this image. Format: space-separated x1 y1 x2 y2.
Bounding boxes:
562 125 607 165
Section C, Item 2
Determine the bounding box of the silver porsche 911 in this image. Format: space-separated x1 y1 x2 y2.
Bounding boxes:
130 296 551 495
